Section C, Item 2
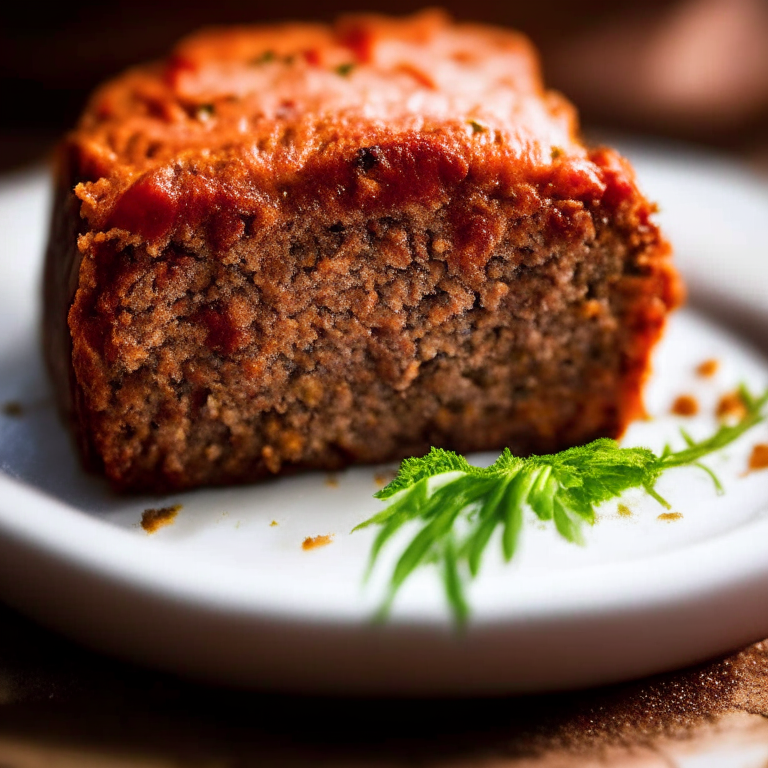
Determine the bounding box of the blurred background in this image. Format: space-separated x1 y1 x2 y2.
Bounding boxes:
1 0 767 172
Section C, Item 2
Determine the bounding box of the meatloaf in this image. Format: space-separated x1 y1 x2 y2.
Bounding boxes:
43 10 682 493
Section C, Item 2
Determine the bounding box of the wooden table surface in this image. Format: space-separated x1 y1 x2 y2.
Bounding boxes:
2 139 768 768
2 600 768 766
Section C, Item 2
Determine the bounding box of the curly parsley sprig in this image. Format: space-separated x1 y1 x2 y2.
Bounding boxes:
353 386 768 623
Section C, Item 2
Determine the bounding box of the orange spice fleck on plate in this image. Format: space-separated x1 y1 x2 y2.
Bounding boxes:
696 359 719 378
747 444 768 474
141 504 182 533
302 534 334 550
717 390 747 421
580 298 604 319
374 468 398 488
617 503 632 518
671 394 698 417
657 512 683 522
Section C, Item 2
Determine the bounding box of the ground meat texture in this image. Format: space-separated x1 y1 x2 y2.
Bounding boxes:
43 10 682 492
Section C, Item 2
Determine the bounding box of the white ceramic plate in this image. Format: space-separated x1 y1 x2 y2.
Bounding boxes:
1 145 768 695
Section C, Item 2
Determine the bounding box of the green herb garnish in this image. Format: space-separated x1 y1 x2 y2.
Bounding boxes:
250 50 276 65
551 146 564 160
468 119 487 135
335 62 356 77
354 385 768 623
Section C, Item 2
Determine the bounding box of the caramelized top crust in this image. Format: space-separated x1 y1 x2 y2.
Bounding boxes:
77 10 568 173
66 10 663 273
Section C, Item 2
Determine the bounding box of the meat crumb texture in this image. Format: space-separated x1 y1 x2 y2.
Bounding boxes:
43 11 681 492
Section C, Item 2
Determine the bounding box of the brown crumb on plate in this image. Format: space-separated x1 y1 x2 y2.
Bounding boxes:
671 394 698 417
302 534 334 550
2 401 23 417
324 474 339 488
141 504 182 533
747 444 768 474
658 512 683 522
716 390 747 421
696 359 719 378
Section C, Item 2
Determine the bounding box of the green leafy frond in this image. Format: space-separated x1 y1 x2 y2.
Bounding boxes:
374 447 475 499
354 385 768 623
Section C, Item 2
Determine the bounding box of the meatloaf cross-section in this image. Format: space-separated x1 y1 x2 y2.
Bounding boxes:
43 10 681 492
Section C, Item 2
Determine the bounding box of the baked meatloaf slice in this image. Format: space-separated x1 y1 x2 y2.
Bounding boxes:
43 11 681 493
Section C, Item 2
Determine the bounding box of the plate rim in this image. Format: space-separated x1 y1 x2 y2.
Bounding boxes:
1 146 768 693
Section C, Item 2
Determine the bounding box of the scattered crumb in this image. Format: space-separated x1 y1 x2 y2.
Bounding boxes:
2 401 23 417
671 394 698 417
302 534 334 550
324 474 339 488
716 390 747 421
235 520 241 529
374 468 398 487
270 520 279 527
617 503 632 518
141 504 182 533
747 444 768 474
657 512 683 522
696 359 720 378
